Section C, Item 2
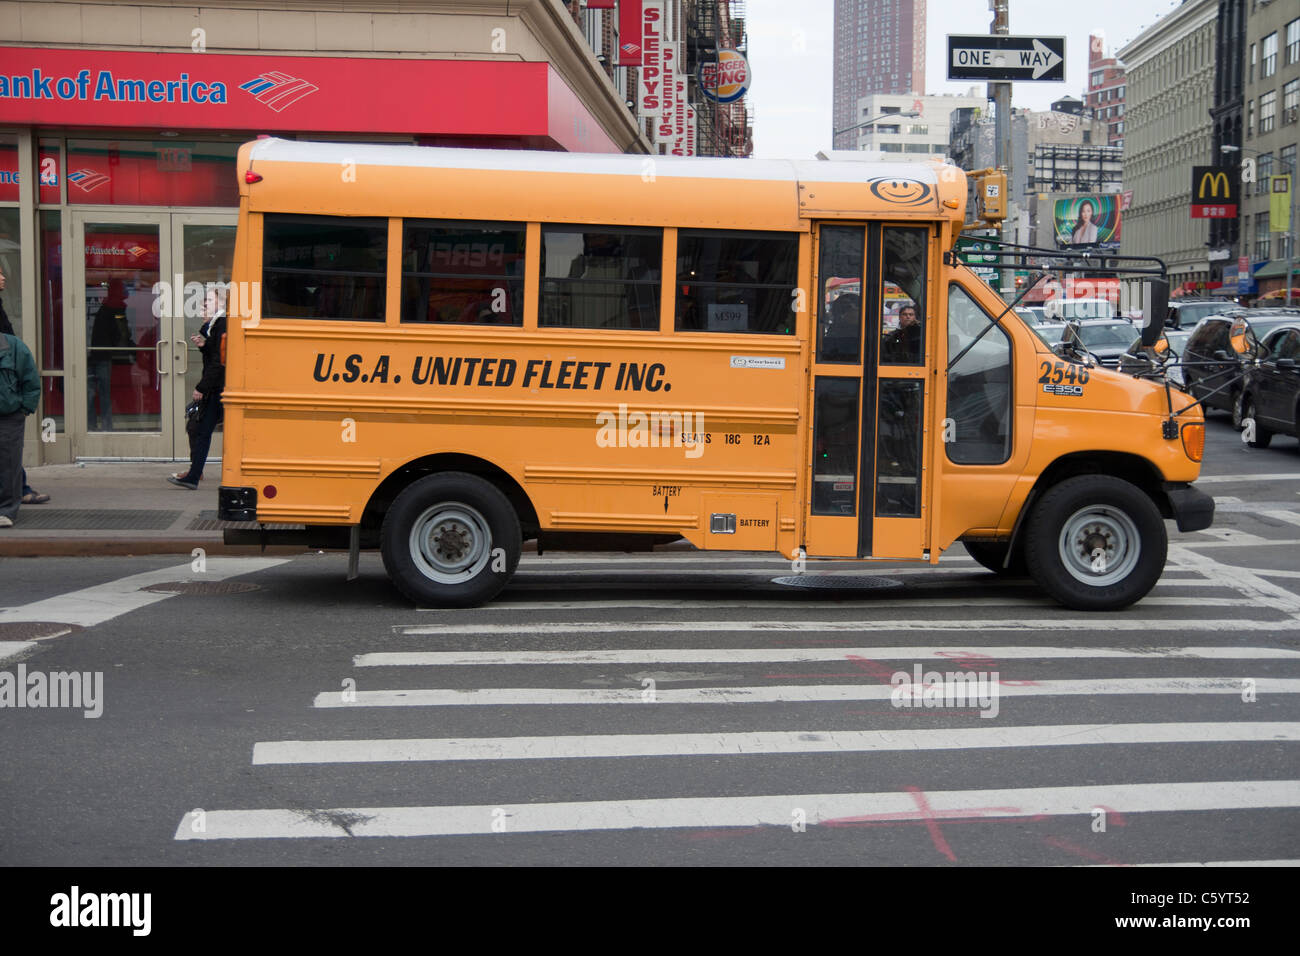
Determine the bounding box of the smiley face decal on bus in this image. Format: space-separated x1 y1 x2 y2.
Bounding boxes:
866 177 934 207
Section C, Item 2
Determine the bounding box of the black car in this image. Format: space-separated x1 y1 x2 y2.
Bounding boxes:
1240 323 1300 448
1181 310 1300 425
1069 319 1137 368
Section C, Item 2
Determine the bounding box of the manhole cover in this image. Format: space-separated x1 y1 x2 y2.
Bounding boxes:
141 581 261 595
0 621 80 640
771 574 904 590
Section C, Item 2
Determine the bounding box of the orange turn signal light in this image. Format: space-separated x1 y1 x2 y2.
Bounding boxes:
1181 423 1205 462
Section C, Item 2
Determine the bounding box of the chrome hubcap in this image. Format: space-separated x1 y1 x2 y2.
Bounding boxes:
1059 505 1140 587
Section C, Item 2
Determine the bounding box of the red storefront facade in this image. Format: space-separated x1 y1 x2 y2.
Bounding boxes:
1 8 644 462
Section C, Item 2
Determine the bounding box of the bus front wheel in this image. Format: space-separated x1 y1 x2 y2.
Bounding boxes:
381 472 521 607
1024 475 1166 611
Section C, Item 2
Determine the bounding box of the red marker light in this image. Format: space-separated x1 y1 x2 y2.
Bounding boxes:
245 170 263 184
263 484 277 499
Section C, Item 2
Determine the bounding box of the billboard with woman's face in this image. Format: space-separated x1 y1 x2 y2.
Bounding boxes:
1054 195 1121 250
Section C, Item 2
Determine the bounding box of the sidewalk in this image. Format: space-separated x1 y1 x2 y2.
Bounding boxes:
0 463 303 557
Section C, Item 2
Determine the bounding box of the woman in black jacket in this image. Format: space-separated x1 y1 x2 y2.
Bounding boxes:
168 288 225 490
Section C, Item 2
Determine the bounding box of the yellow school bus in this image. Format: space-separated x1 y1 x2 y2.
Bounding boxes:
218 138 1212 610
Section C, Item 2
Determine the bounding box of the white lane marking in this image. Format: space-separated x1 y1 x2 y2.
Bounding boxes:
174 780 1300 840
1235 568 1300 580
1172 538 1300 550
254 722 1300 764
1170 545 1300 615
1196 474 1300 483
1193 528 1271 544
0 641 36 663
312 678 1300 709
393 617 1300 636
359 645 1300 667
1263 510 1300 528
434 596 1256 612
0 558 289 628
1082 860 1300 867
1213 496 1243 504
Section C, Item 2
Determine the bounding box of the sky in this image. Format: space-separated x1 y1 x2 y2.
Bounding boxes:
745 0 1190 158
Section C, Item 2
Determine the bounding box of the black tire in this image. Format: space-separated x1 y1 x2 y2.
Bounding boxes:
1024 475 1167 611
1242 395 1274 448
380 472 521 607
962 539 1028 577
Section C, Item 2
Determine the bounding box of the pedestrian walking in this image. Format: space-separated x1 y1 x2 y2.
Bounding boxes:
168 287 225 490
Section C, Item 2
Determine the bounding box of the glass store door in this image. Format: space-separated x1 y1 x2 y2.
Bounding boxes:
71 211 173 458
71 211 236 459
171 214 237 458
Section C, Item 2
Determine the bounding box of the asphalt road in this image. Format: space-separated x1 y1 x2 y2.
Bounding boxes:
1 415 1298 866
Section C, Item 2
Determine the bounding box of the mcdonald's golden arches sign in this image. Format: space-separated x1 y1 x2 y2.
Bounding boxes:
1190 165 1237 218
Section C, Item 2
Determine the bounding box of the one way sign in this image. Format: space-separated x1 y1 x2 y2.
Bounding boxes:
947 35 1065 82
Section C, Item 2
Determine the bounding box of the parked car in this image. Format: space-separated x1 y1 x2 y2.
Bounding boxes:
1068 319 1139 368
1239 323 1300 448
1118 328 1193 387
1166 298 1239 331
1182 310 1300 425
1030 322 1067 347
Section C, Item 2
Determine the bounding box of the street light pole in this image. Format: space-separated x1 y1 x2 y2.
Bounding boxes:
833 109 921 146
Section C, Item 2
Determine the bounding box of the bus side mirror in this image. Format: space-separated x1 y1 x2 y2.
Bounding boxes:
1140 279 1169 347
1228 316 1256 356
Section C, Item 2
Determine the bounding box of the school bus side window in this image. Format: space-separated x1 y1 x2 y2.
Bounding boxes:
540 225 662 330
675 230 798 334
946 284 1013 465
401 220 525 325
262 214 387 321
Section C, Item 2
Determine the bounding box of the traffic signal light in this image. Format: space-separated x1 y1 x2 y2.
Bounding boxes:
978 171 1007 222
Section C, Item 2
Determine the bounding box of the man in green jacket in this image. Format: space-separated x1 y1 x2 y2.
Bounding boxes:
0 326 40 527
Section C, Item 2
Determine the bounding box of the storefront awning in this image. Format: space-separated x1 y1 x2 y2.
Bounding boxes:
0 47 620 153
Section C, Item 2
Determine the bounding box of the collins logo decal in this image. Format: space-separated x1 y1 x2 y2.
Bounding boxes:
239 72 318 112
67 169 109 192
866 176 934 207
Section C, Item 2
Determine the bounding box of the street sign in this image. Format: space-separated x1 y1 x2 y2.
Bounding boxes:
1237 255 1251 295
947 35 1065 81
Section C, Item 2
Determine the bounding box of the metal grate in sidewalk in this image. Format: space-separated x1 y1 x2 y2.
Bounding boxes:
9 509 183 531
188 510 305 532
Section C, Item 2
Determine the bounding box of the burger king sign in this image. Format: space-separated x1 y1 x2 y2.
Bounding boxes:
698 49 750 104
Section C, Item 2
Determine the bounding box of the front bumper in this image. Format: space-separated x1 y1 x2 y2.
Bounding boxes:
1165 482 1214 533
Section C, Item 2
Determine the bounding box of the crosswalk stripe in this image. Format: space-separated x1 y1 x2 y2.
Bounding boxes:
1082 859 1300 867
311 678 1300 709
173 779 1300 840
393 617 1300 636
0 558 289 627
0 641 35 663
1263 510 1300 528
449 596 1256 612
359 645 1300 667
1195 473 1300 483
253 721 1300 765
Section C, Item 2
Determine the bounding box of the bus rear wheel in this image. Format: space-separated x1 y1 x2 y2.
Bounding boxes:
381 472 521 607
961 539 1027 576
1024 475 1166 611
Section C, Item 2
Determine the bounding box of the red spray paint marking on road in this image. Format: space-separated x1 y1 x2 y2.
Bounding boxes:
933 649 1040 686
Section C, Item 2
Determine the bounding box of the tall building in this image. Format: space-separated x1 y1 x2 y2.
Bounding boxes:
1118 0 1218 294
1209 0 1246 270
1085 33 1127 149
1238 0 1300 299
833 0 927 149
